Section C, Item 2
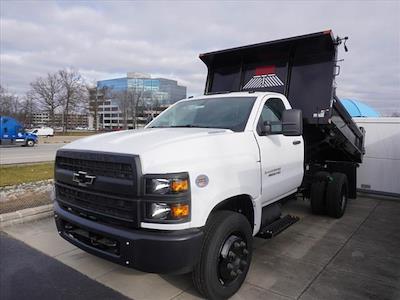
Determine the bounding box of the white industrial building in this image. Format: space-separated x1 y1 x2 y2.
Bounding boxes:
354 117 400 197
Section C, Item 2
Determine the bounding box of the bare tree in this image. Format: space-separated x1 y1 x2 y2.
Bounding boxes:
29 73 62 127
112 90 129 129
58 69 87 132
128 88 144 129
112 88 144 129
0 85 21 117
88 85 111 131
144 93 160 123
0 85 40 127
20 91 38 126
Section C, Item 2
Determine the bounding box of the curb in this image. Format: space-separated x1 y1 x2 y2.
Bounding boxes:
0 204 54 229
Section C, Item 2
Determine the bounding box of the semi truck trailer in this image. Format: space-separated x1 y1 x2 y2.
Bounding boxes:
29 127 54 137
54 30 364 299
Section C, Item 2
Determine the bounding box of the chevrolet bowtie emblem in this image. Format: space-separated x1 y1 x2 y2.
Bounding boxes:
73 171 96 187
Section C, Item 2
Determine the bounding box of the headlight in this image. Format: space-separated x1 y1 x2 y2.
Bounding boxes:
149 203 171 219
143 172 190 223
147 202 190 220
145 173 189 195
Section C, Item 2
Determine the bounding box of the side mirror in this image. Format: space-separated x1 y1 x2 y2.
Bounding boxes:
146 115 154 125
282 109 303 136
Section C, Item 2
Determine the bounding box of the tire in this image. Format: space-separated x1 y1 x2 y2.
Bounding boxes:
326 172 348 218
192 211 253 299
310 171 329 215
26 139 35 147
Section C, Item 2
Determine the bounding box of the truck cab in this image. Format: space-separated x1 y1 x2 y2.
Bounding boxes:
0 115 38 147
143 92 304 233
54 31 364 299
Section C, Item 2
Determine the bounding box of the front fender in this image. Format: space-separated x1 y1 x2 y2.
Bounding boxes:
189 152 261 229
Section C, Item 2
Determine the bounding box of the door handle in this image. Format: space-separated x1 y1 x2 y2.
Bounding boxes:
293 140 301 145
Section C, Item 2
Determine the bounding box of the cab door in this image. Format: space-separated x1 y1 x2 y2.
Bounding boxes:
254 96 304 205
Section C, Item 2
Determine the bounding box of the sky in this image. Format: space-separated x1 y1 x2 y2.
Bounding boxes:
1 0 399 115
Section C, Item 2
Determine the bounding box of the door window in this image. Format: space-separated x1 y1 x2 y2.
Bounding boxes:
257 98 286 135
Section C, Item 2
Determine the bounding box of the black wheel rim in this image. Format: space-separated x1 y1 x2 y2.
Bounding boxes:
217 234 250 286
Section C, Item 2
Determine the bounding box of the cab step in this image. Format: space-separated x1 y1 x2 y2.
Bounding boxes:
256 215 299 239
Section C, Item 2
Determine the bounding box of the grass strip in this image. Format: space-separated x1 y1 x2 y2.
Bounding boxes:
0 162 54 187
54 131 96 136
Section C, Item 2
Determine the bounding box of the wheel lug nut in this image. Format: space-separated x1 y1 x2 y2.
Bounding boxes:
243 249 249 255
234 242 240 248
230 271 237 277
228 251 236 259
227 263 233 270
240 241 246 247
241 260 248 267
237 269 243 275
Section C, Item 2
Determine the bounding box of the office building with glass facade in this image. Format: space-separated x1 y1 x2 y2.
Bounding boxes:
91 73 187 130
97 72 186 105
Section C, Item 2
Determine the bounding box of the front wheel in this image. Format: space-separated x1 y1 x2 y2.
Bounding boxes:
26 139 35 147
192 211 253 299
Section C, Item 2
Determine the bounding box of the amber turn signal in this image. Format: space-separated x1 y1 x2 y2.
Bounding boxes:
171 179 189 193
171 204 190 218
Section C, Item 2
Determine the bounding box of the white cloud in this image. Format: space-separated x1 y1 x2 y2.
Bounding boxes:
0 0 399 114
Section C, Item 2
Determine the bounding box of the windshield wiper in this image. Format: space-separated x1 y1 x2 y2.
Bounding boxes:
151 124 228 129
169 124 218 128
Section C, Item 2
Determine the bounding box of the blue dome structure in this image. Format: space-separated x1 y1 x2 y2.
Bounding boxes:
340 99 380 117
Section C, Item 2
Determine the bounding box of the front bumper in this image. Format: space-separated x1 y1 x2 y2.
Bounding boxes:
54 202 203 274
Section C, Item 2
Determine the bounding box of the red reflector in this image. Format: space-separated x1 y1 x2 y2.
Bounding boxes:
255 65 276 76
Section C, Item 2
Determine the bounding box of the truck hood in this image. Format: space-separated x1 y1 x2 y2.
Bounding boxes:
61 128 254 173
62 128 233 154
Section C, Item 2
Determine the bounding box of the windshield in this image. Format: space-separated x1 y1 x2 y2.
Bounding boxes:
148 96 256 132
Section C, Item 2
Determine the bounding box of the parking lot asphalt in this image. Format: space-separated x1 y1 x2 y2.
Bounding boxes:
0 143 65 164
1 194 399 300
0 233 129 300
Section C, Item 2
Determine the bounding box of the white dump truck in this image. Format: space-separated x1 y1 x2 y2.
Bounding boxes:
54 31 364 299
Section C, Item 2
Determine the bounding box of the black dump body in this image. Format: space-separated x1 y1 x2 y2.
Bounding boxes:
200 31 364 164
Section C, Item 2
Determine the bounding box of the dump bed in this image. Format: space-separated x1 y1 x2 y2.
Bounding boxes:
199 30 364 163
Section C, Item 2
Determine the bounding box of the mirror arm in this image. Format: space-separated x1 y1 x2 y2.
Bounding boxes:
261 121 272 136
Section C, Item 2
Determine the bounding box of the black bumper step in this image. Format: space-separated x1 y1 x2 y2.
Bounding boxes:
256 214 299 239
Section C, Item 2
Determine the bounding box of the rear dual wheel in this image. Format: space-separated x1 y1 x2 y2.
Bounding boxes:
192 211 253 300
310 172 348 218
326 173 348 218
